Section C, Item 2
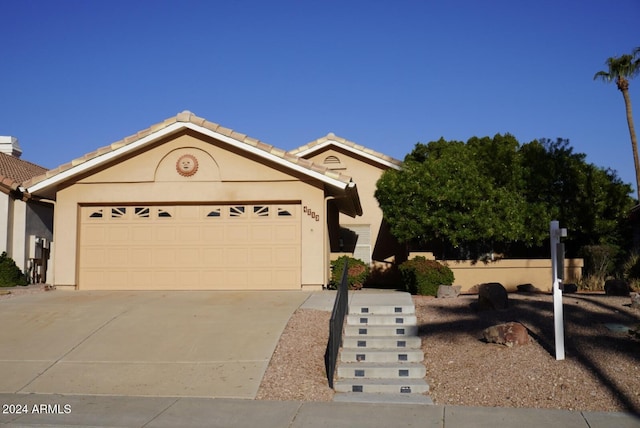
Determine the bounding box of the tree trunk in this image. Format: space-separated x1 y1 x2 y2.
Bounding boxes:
621 88 640 201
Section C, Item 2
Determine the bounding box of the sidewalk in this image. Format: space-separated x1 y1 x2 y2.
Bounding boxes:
0 393 638 427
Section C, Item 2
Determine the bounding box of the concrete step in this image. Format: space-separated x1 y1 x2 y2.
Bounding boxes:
342 336 422 349
337 362 426 379
344 324 418 337
335 292 430 403
340 348 424 363
333 392 433 405
349 304 415 315
346 314 417 326
334 378 430 394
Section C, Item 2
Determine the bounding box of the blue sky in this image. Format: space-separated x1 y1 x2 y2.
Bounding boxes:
2 0 639 196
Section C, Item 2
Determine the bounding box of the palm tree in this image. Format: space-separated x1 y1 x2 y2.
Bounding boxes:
594 47 640 200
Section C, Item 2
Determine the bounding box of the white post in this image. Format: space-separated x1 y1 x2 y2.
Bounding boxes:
550 220 566 360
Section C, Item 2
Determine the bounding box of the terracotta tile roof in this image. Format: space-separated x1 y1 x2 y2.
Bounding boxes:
0 153 48 192
289 132 403 168
23 111 356 189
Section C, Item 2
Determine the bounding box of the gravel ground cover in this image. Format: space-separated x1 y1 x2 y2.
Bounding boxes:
415 292 640 413
256 308 334 401
0 283 49 300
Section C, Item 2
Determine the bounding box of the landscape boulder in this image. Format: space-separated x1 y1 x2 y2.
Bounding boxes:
604 279 631 296
437 285 462 298
631 292 640 310
467 284 480 294
477 282 508 310
562 283 578 293
483 322 530 347
630 324 640 339
516 283 540 293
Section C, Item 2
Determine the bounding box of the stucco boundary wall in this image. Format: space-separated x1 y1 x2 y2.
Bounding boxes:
410 252 583 293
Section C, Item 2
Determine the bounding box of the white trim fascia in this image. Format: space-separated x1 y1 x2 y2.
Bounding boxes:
294 140 402 170
27 122 185 194
27 122 351 194
187 123 350 189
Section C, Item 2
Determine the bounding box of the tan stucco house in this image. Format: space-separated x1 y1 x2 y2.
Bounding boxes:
22 111 375 291
0 136 52 282
289 134 404 271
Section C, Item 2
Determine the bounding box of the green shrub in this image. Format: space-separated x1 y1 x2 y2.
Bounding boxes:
329 256 369 290
399 256 454 296
0 252 27 287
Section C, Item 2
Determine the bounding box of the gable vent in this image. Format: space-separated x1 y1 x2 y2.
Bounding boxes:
324 155 341 164
323 155 345 170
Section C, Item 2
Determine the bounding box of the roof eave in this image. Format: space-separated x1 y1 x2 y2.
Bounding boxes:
328 181 362 218
347 181 363 217
294 140 402 170
27 122 353 196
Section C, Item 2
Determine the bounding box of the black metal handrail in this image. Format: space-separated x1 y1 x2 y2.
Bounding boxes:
324 260 349 389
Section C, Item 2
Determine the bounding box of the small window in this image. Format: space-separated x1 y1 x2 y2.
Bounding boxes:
111 207 126 218
158 209 172 218
277 208 292 217
253 206 269 217
135 207 150 218
89 209 103 218
229 206 246 218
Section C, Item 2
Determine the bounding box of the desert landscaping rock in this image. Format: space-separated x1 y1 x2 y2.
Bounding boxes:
437 284 462 298
477 282 508 310
516 283 540 293
482 322 530 347
604 279 631 296
630 292 640 309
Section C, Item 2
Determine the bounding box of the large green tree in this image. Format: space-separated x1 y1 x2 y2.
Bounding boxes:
519 138 634 255
375 135 545 259
376 135 634 260
594 47 640 200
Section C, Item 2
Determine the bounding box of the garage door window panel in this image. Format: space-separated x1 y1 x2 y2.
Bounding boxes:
111 207 127 219
252 206 269 217
157 208 173 218
89 209 104 219
277 207 293 217
133 207 150 218
206 208 221 218
229 206 246 218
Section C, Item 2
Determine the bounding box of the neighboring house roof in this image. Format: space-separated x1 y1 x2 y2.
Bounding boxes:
22 111 362 215
0 152 47 194
289 132 403 170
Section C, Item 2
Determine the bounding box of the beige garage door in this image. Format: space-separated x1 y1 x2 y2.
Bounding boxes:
79 204 301 290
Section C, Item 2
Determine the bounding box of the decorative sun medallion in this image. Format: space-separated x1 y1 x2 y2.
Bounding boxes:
176 154 199 177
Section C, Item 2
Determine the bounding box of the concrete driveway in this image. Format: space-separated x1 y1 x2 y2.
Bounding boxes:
0 290 310 398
